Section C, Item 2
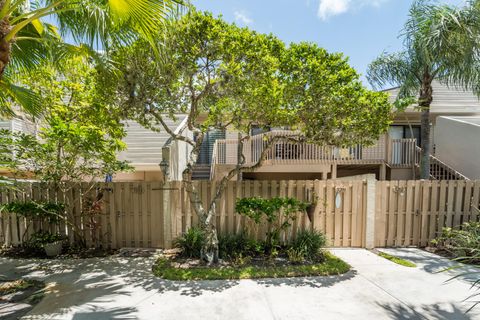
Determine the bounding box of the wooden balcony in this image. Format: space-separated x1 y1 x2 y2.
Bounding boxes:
212 130 418 168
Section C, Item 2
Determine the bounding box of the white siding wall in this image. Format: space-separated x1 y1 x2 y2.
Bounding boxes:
118 116 186 169
168 118 193 181
435 116 480 179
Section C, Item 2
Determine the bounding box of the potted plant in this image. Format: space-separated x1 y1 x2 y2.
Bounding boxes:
43 237 64 257
27 231 64 257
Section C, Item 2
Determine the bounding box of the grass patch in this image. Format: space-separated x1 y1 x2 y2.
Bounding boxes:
0 279 40 295
152 252 350 281
377 251 416 268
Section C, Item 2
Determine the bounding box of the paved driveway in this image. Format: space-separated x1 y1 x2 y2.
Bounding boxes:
1 248 479 320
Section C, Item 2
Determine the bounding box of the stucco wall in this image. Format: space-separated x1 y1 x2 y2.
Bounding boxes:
434 116 480 179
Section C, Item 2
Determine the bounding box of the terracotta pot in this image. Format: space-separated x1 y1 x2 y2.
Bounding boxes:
43 241 63 257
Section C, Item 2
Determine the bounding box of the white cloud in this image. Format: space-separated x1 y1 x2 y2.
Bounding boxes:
234 10 253 25
317 0 389 21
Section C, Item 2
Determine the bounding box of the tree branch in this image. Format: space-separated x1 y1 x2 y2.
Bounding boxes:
150 112 195 147
207 134 305 213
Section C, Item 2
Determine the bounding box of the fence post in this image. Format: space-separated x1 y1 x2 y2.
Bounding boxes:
365 175 377 249
163 181 172 249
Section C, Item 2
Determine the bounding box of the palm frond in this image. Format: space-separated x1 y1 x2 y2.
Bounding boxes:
0 77 42 117
367 51 420 96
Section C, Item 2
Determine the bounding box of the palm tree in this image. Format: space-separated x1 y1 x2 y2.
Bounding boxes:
367 0 480 179
0 0 182 114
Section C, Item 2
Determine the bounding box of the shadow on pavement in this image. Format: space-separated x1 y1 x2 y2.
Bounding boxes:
377 301 475 320
1 254 358 319
255 270 357 289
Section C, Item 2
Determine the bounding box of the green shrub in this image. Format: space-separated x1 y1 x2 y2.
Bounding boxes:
0 201 65 223
432 222 480 262
291 230 327 261
287 247 305 264
23 230 64 254
173 227 206 258
235 197 310 252
218 232 263 259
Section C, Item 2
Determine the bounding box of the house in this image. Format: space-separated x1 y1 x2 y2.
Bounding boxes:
199 80 480 182
4 81 475 182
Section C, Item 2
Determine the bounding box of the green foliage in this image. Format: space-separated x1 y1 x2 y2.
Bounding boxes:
153 252 351 280
106 10 392 149
377 251 416 268
26 230 64 246
173 227 206 258
0 0 182 114
22 230 64 254
286 247 306 264
236 197 309 250
432 222 480 262
291 230 327 262
0 201 64 223
218 232 264 260
1 57 131 184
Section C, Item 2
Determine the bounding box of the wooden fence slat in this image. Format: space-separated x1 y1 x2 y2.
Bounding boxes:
412 180 422 246
342 182 352 247
454 180 465 228
446 181 455 228
437 180 448 236
420 181 431 247
463 180 474 225
404 180 414 246
387 181 397 246
428 181 439 242
396 180 406 246
325 180 334 246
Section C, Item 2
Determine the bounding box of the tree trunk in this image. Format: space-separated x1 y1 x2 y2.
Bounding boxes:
0 1 11 79
182 131 220 265
419 73 433 180
200 203 219 264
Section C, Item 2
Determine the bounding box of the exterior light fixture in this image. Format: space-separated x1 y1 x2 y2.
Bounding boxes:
159 159 169 181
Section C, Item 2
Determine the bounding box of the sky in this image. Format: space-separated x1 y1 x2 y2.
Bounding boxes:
193 0 466 87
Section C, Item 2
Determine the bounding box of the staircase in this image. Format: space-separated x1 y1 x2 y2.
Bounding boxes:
192 165 211 180
415 146 469 180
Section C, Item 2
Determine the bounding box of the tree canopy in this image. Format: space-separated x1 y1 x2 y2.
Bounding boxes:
102 10 392 263
1 57 130 186
107 11 392 146
0 0 182 115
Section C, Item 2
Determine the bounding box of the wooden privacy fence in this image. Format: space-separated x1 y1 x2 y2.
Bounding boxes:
375 180 480 247
1 179 479 249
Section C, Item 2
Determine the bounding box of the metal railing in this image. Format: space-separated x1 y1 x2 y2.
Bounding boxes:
415 146 469 180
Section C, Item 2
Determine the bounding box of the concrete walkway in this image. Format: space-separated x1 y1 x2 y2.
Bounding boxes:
0 248 479 320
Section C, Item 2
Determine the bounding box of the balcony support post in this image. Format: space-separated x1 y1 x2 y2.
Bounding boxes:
331 164 337 179
379 163 387 181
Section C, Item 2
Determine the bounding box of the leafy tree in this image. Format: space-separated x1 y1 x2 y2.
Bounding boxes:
2 56 130 185
104 11 392 263
0 0 182 115
367 0 480 179
0 56 131 246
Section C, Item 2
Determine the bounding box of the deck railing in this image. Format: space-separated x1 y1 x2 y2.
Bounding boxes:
388 138 417 168
212 131 419 167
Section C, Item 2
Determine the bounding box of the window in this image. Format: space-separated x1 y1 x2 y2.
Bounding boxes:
389 125 421 146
